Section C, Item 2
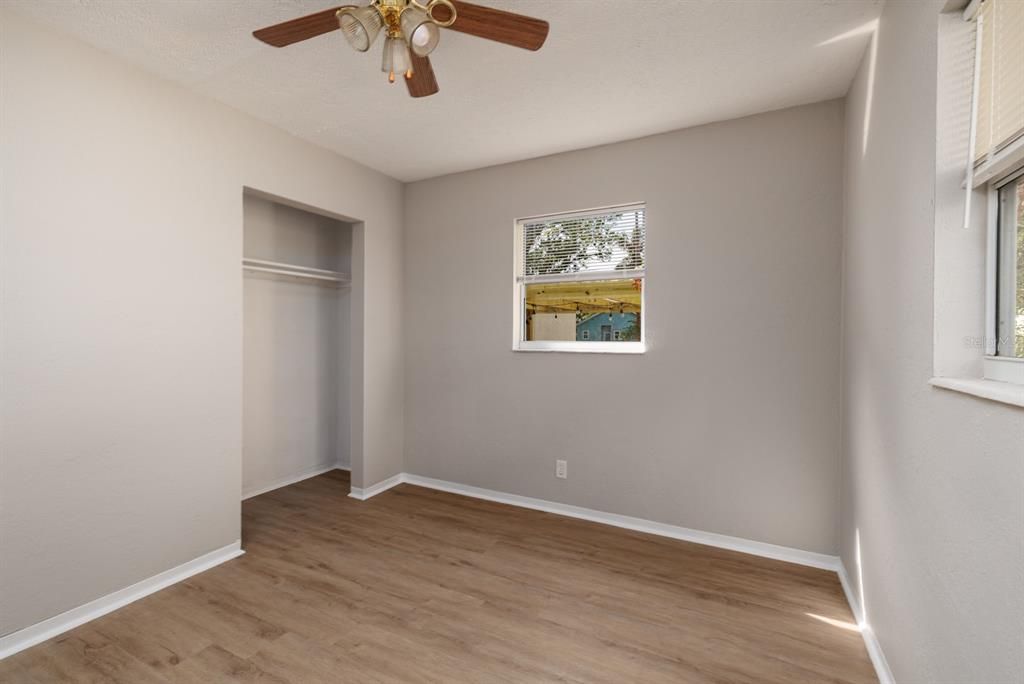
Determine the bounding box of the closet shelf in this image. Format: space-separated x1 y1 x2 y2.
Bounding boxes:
242 258 350 286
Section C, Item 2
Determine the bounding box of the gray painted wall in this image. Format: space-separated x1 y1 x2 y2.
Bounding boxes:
840 2 1024 681
404 100 845 554
243 196 353 495
0 10 404 637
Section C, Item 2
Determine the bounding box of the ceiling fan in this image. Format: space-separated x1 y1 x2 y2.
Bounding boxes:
252 0 549 98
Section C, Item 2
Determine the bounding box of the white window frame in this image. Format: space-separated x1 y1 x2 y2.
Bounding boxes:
929 4 1024 407
984 163 1024 384
512 203 646 354
581 329 590 341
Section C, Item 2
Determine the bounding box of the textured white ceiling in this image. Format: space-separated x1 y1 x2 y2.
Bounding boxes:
8 0 881 181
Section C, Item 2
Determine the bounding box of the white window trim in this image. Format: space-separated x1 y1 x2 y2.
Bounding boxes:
929 376 1024 407
517 340 646 354
581 329 590 341
512 203 647 355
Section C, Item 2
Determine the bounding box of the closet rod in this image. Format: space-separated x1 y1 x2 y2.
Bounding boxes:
242 258 349 284
242 257 342 277
243 264 346 283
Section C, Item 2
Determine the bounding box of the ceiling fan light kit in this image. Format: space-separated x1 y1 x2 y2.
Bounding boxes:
253 0 549 98
400 6 442 57
337 5 383 52
381 35 412 83
342 0 452 84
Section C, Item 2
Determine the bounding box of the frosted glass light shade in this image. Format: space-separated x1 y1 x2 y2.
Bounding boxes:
338 6 383 52
400 7 440 56
381 36 412 81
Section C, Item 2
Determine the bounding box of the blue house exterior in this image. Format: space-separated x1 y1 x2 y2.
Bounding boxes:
576 312 638 341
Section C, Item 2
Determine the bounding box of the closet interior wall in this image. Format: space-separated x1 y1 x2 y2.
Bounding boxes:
242 193 352 498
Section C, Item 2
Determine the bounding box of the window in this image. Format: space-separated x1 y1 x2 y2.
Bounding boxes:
995 169 1023 359
514 203 645 353
966 0 1024 386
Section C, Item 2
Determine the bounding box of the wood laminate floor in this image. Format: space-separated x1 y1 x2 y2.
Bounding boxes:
0 470 876 683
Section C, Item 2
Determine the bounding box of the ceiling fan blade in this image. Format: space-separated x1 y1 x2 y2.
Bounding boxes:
406 54 440 98
253 6 345 47
434 1 549 51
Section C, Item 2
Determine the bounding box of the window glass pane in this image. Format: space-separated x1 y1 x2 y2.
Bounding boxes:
522 208 645 277
1015 180 1023 357
524 278 642 342
997 177 1024 357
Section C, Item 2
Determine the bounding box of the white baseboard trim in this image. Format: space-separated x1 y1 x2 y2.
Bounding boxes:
401 473 840 571
242 464 343 500
348 472 404 501
0 541 243 661
838 561 895 684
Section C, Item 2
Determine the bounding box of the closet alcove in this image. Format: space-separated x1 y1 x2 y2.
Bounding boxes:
241 192 354 499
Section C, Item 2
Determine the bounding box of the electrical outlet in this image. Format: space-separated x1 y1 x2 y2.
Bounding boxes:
555 459 567 479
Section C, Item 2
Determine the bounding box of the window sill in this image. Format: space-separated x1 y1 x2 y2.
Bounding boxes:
929 376 1024 408
514 341 646 354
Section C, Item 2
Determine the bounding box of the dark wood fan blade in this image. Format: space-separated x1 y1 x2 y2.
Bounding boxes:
406 54 439 98
433 1 548 51
253 7 345 47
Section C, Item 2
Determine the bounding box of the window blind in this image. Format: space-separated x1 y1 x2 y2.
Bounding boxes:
518 204 645 283
974 0 1024 162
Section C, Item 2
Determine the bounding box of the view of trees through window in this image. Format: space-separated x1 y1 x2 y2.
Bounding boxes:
521 209 644 343
1015 180 1023 357
522 212 644 276
997 177 1024 358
